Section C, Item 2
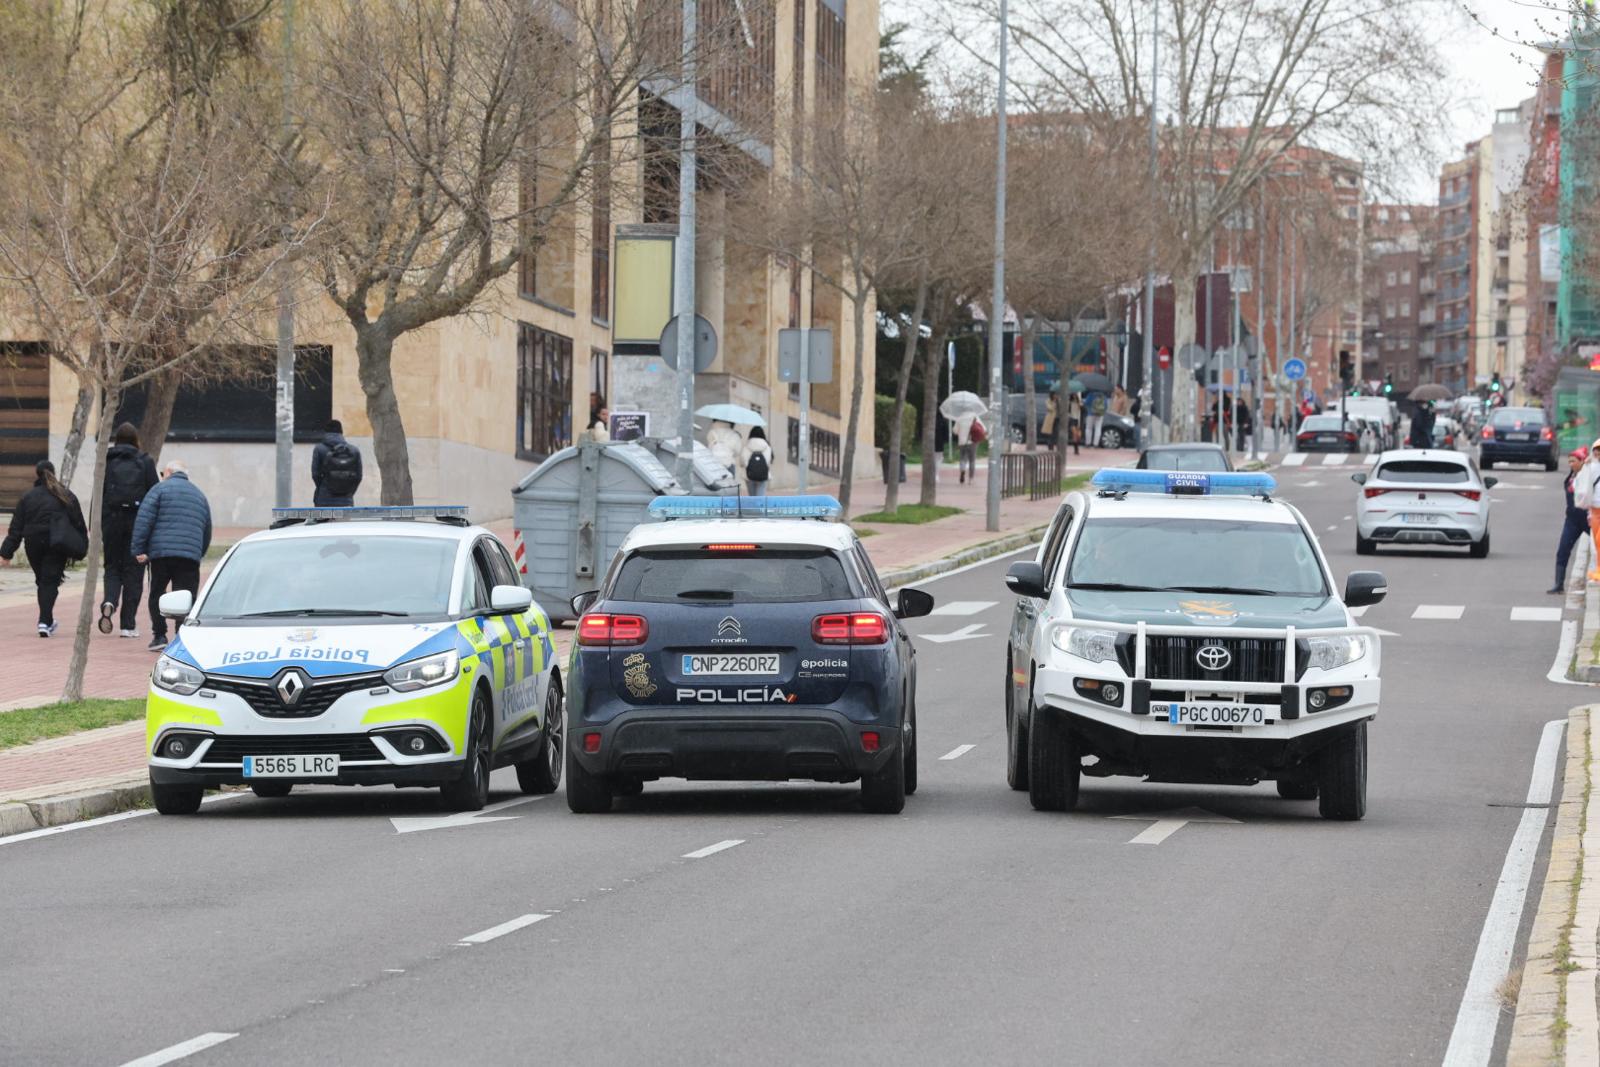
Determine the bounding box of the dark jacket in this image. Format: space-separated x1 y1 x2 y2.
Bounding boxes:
312 432 363 504
102 443 159 514
2 478 87 559
131 471 212 561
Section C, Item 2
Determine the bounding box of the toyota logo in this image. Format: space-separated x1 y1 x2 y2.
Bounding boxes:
1195 644 1232 672
275 668 310 706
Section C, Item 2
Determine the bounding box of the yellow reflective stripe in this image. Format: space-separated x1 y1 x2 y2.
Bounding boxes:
457 619 490 653
512 614 531 639
360 675 474 753
146 692 224 754
488 616 515 647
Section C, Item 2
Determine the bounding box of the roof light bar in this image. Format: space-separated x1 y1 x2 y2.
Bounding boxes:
647 495 844 521
1089 469 1276 497
270 505 470 528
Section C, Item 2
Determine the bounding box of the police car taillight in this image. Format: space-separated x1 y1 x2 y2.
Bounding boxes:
813 612 888 644
578 613 648 645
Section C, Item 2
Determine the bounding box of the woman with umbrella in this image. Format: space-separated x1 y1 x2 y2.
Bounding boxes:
1408 384 1449 448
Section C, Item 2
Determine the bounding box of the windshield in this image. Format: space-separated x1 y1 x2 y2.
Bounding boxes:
199 536 458 619
611 549 854 603
1491 408 1546 427
1377 460 1470 483
1301 416 1346 432
1065 517 1328 597
1145 448 1229 472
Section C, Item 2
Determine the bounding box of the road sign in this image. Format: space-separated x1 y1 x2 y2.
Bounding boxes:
1158 345 1171 371
778 327 834 384
659 314 717 372
1177 343 1206 370
1283 358 1307 381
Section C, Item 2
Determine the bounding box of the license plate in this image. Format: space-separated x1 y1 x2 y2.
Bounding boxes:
1400 513 1440 523
1159 702 1270 726
681 653 781 676
1505 433 1532 441
1318 435 1337 443
243 754 339 778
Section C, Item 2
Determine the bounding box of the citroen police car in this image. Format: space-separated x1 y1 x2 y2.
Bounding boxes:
564 495 933 814
145 506 562 815
1003 471 1387 820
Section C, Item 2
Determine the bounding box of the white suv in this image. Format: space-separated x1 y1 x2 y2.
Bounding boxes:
1353 450 1494 557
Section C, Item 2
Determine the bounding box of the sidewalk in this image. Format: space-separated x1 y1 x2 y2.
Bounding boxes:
0 456 1098 824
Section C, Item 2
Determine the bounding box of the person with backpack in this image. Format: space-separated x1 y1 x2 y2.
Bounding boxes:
132 459 212 652
99 423 158 637
312 419 363 506
741 426 773 496
0 459 88 637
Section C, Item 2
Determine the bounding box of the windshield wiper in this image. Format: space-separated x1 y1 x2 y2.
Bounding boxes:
675 589 735 600
239 608 409 617
1167 585 1290 597
1065 582 1166 592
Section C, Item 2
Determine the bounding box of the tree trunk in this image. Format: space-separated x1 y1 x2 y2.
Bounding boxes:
354 326 415 505
837 285 869 516
884 275 928 515
1172 267 1199 441
1021 315 1040 450
62 381 117 703
919 325 946 507
138 364 183 464
59 379 94 485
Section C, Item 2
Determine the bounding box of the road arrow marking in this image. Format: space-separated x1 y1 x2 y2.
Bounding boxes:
1110 806 1240 845
389 796 544 835
920 623 986 644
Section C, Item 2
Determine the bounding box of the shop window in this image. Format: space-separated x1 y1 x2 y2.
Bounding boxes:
516 323 573 460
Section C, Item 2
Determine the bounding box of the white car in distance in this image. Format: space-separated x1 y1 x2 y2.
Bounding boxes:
1352 450 1495 557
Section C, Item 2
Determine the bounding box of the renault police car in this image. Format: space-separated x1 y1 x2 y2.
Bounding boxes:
1003 471 1387 820
564 495 933 814
145 506 563 815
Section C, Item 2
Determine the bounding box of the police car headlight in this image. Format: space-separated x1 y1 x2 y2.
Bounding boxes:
383 650 459 692
1304 635 1368 672
1052 627 1119 664
152 655 204 696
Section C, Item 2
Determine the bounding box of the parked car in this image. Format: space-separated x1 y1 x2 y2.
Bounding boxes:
1430 415 1461 451
1478 406 1557 470
1295 414 1360 453
1135 443 1234 472
1005 393 1134 448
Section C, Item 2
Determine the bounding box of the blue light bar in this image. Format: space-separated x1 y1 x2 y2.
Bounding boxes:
647 494 844 521
1089 469 1276 497
270 505 470 524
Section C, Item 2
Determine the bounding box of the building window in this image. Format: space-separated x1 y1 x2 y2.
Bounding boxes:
1400 209 1412 222
591 127 612 323
815 0 845 117
1400 363 1412 383
1385 271 1397 286
115 345 333 443
1400 300 1410 316
516 322 573 461
1384 302 1396 318
1401 268 1411 284
518 161 536 300
1378 208 1389 222
591 348 609 401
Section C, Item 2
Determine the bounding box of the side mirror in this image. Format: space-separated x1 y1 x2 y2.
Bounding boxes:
1005 561 1048 599
1483 476 1498 489
1350 472 1367 485
1344 571 1388 609
158 590 194 619
895 587 935 620
490 584 534 614
570 590 600 616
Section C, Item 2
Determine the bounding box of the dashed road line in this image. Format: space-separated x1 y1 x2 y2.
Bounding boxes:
683 839 745 859
1412 604 1465 620
119 1032 239 1067
939 744 976 760
1325 525 1338 532
1281 453 1307 466
1510 606 1563 622
1321 453 1348 466
929 600 997 617
457 913 551 945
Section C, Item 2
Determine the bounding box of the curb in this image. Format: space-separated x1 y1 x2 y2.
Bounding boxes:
880 524 1049 590
0 780 149 838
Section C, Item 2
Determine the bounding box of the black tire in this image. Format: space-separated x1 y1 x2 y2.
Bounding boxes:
440 691 492 812
1480 458 1494 470
1005 657 1028 791
565 738 614 813
249 782 293 799
861 715 908 814
1469 531 1490 559
1316 721 1368 821
1275 772 1318 801
903 697 918 796
1027 703 1080 812
1547 457 1560 472
1099 427 1124 449
1355 532 1376 556
516 675 564 795
150 780 202 815
612 776 644 798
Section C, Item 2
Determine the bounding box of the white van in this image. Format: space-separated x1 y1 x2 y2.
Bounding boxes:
1342 397 1399 449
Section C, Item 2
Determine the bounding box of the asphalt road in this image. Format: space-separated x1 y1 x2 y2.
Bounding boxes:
0 452 1587 1066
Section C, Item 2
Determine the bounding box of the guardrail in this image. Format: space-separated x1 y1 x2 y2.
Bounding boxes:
1001 449 1064 501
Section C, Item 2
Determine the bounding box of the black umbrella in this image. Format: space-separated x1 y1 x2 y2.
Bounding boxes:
1073 372 1115 394
1408 383 1451 402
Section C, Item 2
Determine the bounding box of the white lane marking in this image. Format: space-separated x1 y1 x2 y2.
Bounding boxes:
920 623 987 644
0 790 246 849
390 796 544 835
1110 806 1239 845
1412 604 1465 620
1550 619 1584 685
457 913 551 946
1281 453 1308 466
1342 514 1353 521
1348 606 1370 618
1321 453 1348 466
1442 719 1565 1067
1325 525 1338 532
119 1032 239 1067
683 839 745 859
929 600 997 616
1299 479 1323 487
1511 606 1563 623
939 744 976 760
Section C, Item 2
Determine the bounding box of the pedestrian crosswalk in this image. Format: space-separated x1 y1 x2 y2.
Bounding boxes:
1395 604 1564 622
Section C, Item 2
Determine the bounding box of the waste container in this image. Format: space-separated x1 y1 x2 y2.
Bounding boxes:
879 448 907 484
512 441 685 622
649 439 740 492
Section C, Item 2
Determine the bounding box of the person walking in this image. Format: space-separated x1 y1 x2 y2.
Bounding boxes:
1128 389 1144 451
0 460 88 637
99 423 158 637
1041 392 1059 448
953 414 978 484
741 426 773 496
1235 397 1253 453
1066 391 1083 456
706 419 742 478
311 420 363 507
1553 447 1593 594
1409 403 1435 449
132 460 212 652
1086 391 1107 449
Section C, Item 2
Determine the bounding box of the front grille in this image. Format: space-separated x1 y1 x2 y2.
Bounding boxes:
202 735 385 762
1139 636 1289 684
204 672 382 719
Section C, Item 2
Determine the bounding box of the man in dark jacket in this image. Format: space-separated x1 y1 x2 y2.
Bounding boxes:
312 420 363 507
132 459 212 652
100 423 159 638
1552 447 1592 594
1 460 88 636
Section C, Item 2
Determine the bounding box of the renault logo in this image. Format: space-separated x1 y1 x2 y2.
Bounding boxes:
1195 644 1232 672
717 616 742 638
275 668 309 706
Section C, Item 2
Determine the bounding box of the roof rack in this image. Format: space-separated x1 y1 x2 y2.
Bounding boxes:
269 505 471 529
647 494 843 521
1090 469 1275 500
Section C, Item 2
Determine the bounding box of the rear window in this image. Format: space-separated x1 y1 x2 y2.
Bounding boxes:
1146 448 1229 472
1376 460 1470 483
1301 416 1345 431
1491 408 1546 427
610 549 855 604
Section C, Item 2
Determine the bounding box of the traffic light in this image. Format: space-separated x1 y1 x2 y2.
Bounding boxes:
1338 350 1354 390
1383 373 1393 396
1491 372 1502 394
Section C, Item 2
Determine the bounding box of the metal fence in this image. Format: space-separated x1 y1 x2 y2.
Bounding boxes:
1000 449 1064 501
787 417 841 478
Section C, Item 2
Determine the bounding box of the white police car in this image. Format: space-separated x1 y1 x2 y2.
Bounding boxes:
145 507 562 815
1003 471 1386 820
